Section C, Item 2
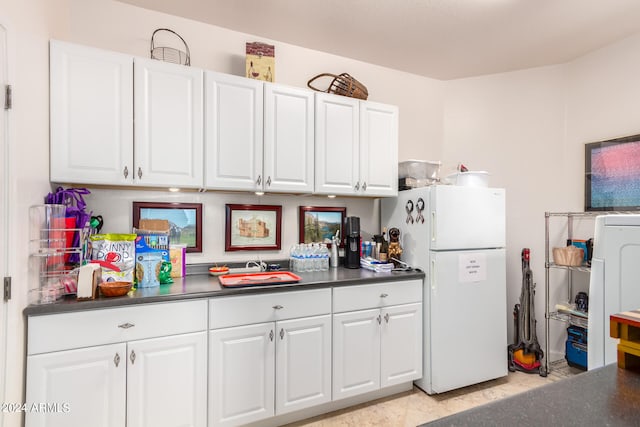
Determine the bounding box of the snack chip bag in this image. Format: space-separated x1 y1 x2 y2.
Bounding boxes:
90 234 136 283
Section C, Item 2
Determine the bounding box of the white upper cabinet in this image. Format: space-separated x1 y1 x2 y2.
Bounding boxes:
263 83 315 193
204 71 264 191
359 101 398 197
134 57 204 188
50 40 134 185
314 93 360 195
314 92 398 197
50 41 204 188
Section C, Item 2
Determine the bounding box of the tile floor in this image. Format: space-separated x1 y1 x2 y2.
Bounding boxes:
285 360 583 427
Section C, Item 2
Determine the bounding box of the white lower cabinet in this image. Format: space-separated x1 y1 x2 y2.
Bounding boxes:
332 281 423 401
25 300 208 427
208 289 332 427
127 333 207 427
26 343 127 427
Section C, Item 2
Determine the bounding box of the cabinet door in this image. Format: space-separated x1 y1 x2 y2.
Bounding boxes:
359 101 398 197
50 40 133 185
314 93 359 195
380 303 422 387
275 315 331 415
127 332 207 427
209 323 275 427
205 71 263 191
134 58 204 188
25 343 126 427
332 308 380 400
264 83 314 193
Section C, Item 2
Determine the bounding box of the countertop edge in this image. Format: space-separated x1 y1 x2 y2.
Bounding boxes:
24 268 425 316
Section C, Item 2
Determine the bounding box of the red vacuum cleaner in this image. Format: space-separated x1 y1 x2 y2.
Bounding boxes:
508 248 547 376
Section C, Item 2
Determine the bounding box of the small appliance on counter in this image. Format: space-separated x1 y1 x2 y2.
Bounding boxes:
344 216 360 269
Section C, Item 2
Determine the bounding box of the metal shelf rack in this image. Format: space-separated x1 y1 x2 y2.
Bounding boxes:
544 211 635 373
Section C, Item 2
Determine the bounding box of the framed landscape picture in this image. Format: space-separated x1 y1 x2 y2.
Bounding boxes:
132 202 203 252
225 204 282 251
299 206 346 247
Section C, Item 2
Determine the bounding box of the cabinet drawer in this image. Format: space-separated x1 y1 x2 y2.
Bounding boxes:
28 300 207 355
209 288 331 329
333 280 422 313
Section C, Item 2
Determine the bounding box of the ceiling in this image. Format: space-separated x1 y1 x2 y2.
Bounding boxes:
120 0 640 80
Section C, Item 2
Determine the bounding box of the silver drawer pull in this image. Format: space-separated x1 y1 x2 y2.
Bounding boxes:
384 313 390 323
130 350 136 365
377 314 382 324
273 305 284 310
118 322 135 329
380 293 388 298
114 353 121 367
280 328 285 340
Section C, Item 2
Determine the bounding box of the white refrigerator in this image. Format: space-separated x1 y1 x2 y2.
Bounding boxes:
588 214 640 370
381 185 507 394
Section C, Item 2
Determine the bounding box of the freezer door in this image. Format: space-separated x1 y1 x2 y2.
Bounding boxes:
588 218 640 370
427 249 507 394
430 186 505 250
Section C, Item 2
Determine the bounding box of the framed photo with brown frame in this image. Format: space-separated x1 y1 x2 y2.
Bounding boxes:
132 202 203 253
225 204 282 251
299 206 346 248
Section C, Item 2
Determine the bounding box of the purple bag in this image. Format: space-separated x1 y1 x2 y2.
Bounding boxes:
45 187 91 264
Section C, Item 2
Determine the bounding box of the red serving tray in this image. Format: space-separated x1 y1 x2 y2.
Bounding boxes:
218 271 302 287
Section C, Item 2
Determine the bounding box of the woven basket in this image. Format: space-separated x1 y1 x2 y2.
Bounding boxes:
307 73 369 100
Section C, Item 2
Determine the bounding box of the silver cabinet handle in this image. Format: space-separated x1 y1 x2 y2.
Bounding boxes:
137 167 142 179
269 330 274 341
256 175 262 185
384 313 390 323
362 182 367 191
354 181 360 191
266 176 271 186
273 305 284 310
118 322 135 329
123 166 129 179
280 328 284 340
129 350 136 365
377 314 381 324
380 293 388 298
114 353 121 367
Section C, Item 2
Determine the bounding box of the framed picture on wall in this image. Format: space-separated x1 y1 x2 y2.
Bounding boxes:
298 206 346 247
225 204 282 251
585 134 640 211
132 202 203 252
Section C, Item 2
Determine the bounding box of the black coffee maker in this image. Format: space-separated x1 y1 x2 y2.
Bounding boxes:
344 216 361 269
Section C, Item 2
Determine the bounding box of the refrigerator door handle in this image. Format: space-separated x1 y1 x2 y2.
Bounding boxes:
431 211 436 243
431 259 436 294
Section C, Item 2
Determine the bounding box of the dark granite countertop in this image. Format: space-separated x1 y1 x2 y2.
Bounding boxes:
421 364 640 427
24 264 424 316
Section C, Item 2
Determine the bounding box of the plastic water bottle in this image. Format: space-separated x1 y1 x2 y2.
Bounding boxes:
321 244 330 271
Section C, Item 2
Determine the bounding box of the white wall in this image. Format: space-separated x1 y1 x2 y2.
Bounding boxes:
442 65 569 359
442 32 640 361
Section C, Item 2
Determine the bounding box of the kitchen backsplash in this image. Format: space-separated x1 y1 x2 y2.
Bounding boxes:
84 187 380 265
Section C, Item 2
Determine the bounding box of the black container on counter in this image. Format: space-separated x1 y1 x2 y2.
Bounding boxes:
344 216 360 269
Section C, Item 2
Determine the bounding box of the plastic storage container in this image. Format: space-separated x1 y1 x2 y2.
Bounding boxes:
399 160 441 180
